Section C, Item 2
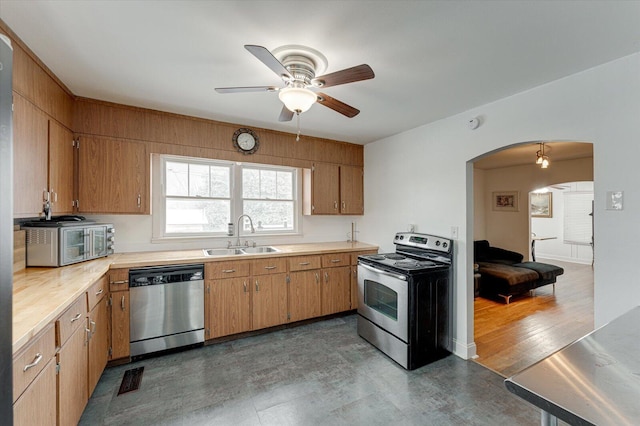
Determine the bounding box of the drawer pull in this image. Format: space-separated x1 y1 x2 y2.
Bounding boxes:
222 269 236 273
330 259 341 263
299 262 310 266
111 280 128 285
23 353 43 372
264 266 277 270
95 288 104 296
70 313 82 323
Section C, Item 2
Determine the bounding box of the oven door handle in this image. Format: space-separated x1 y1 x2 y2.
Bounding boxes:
359 263 407 281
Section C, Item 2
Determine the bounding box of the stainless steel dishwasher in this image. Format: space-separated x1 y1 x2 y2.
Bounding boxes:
129 264 204 357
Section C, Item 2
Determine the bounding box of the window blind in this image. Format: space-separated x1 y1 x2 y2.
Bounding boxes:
563 191 593 245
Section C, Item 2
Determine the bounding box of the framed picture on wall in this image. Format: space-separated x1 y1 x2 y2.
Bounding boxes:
531 192 552 218
492 191 519 212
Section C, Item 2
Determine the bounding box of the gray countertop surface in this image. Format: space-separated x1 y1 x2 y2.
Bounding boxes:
505 306 640 426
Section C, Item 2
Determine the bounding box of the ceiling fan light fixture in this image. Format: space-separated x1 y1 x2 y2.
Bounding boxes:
535 142 550 168
541 156 550 168
278 87 317 114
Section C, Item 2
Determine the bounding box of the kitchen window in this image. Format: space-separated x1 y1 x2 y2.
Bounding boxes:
152 154 299 240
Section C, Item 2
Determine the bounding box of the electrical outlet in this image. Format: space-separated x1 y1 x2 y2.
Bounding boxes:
451 226 459 240
408 224 415 232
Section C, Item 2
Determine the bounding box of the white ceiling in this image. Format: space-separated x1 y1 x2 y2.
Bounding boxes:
1 1 639 145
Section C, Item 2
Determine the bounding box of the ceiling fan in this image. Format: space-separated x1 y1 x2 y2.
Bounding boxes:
215 45 375 122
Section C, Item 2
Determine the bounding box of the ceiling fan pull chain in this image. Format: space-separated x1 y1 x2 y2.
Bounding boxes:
296 111 301 142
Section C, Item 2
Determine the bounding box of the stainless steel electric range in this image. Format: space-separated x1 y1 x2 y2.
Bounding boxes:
357 232 453 370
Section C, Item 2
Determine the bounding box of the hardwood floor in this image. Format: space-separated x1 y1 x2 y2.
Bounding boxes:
473 258 594 378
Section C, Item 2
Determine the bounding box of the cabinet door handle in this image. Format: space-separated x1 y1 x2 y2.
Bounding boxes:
264 266 277 270
330 259 341 263
255 280 259 292
243 281 248 293
95 288 104 296
325 272 329 283
85 328 91 345
315 273 319 284
91 320 97 334
70 313 82 323
299 262 310 266
137 194 141 208
222 269 236 274
342 201 345 211
23 353 43 372
334 201 338 209
121 296 126 311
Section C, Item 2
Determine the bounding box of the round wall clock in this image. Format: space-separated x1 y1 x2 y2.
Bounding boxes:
232 128 259 155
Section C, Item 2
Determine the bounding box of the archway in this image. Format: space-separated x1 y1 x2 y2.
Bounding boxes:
467 140 594 376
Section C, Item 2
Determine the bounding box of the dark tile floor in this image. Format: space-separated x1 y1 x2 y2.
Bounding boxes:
80 315 539 425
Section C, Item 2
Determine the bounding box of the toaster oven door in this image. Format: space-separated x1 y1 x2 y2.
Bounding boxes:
60 227 88 265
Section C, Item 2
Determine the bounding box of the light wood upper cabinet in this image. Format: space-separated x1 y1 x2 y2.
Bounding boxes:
252 273 288 330
48 120 75 215
206 277 251 339
289 270 322 322
303 163 364 216
78 136 148 214
13 94 48 217
339 165 364 215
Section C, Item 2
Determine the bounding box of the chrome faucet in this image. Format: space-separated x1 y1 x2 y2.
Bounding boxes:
234 214 255 247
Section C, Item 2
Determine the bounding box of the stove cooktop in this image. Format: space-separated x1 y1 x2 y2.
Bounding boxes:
359 253 442 272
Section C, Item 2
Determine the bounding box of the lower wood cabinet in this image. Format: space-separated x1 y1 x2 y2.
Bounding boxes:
13 357 57 426
88 296 109 396
252 273 288 330
288 270 322 322
206 277 251 339
57 313 89 426
321 266 351 316
110 290 130 360
12 324 56 425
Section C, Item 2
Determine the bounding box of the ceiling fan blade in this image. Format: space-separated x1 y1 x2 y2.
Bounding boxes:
215 86 279 94
245 45 293 81
278 106 294 122
316 92 360 118
312 64 374 88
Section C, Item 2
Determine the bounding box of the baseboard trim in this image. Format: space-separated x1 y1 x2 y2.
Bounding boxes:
453 338 477 360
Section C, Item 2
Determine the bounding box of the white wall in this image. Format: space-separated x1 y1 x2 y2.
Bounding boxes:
362 53 640 359
85 214 362 253
477 157 593 258
531 182 594 264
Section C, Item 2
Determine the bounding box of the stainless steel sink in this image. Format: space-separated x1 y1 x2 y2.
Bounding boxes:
203 248 245 256
241 246 280 254
203 246 280 256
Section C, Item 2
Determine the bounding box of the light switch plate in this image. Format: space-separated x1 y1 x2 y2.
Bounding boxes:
606 191 623 210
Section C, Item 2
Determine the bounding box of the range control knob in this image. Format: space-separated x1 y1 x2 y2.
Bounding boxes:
443 242 448 248
399 235 404 240
435 240 441 246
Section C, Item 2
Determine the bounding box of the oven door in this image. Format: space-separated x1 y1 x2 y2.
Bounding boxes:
357 263 408 342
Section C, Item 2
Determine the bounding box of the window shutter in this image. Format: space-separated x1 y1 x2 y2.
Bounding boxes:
563 192 593 246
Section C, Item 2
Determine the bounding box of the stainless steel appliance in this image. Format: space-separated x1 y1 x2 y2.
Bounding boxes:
0 33 13 421
358 232 453 370
129 264 205 357
22 217 115 267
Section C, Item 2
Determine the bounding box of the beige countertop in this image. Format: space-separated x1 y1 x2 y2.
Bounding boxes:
12 241 377 355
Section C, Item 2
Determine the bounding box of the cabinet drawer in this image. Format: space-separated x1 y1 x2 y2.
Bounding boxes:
87 274 108 311
321 253 351 268
13 323 55 402
56 295 87 347
207 260 250 279
109 269 129 291
252 258 287 275
352 250 377 265
289 255 321 271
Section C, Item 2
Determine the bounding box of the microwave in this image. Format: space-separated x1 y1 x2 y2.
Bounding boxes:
22 222 115 267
